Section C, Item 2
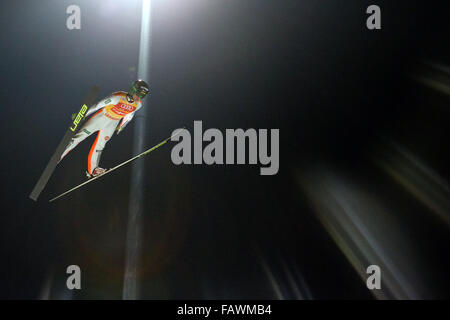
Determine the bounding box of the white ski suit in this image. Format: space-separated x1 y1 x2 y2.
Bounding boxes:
61 91 142 174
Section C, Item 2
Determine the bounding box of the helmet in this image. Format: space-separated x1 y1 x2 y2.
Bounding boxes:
129 79 149 99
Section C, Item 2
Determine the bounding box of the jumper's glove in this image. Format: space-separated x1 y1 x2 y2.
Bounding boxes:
116 126 123 135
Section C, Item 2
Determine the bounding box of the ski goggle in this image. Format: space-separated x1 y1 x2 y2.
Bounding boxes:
129 87 149 99
136 89 149 98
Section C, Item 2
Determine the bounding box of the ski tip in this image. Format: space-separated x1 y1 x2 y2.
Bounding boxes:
172 127 186 136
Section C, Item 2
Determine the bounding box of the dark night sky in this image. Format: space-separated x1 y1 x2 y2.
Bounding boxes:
0 0 449 299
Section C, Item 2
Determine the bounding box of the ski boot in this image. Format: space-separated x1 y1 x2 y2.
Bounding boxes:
86 167 107 179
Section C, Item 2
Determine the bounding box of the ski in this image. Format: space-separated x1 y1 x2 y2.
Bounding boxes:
29 85 100 201
49 127 185 202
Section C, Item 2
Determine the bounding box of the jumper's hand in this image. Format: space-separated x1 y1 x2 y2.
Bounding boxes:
116 126 123 135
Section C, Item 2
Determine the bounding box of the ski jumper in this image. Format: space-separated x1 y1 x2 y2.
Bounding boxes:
60 91 142 174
